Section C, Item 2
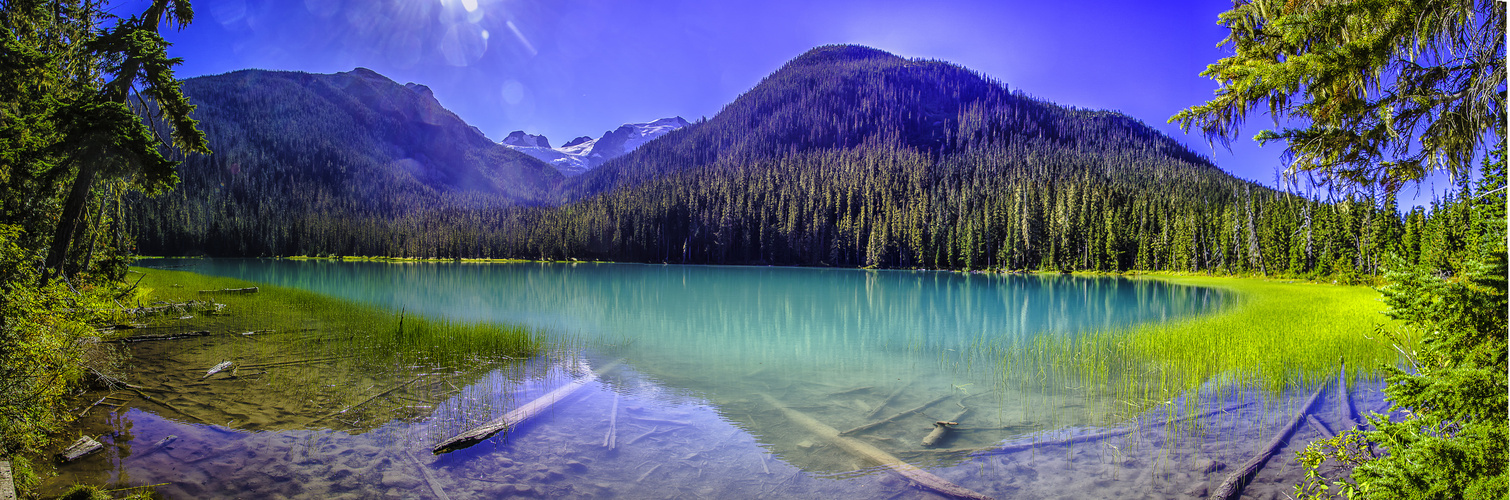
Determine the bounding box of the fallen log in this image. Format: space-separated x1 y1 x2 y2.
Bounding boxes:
127 388 210 424
1305 415 1337 439
841 395 950 436
202 361 233 380
198 287 258 295
58 436 104 463
922 421 959 447
827 386 873 397
407 451 452 500
1211 382 1329 500
603 392 620 450
107 330 212 343
973 401 1254 457
866 381 912 419
758 393 993 500
433 359 623 454
242 355 355 369
310 375 428 425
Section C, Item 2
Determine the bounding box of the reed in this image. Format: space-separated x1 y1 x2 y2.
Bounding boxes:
986 275 1406 421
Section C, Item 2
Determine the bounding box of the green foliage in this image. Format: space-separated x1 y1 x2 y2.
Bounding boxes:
1172 0 1506 190
0 224 122 456
1294 147 1507 499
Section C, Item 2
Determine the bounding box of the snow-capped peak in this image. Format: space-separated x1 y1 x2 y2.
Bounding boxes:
500 117 690 176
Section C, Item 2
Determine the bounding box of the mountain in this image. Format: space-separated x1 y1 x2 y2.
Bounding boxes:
129 67 563 255
557 45 1223 201
502 117 690 176
129 45 1397 276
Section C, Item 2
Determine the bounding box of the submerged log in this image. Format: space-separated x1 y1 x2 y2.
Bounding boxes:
866 381 912 419
108 330 212 343
974 401 1255 457
202 361 233 380
603 392 620 450
198 287 258 295
433 359 623 454
58 436 104 463
758 393 993 500
310 375 428 425
922 421 959 447
1211 382 1328 500
841 395 950 436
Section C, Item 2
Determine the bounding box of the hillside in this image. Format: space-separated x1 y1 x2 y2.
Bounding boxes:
131 68 562 255
558 45 1221 202
130 46 1403 276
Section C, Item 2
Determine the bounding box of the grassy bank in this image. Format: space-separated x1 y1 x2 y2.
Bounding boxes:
994 274 1402 415
122 267 543 371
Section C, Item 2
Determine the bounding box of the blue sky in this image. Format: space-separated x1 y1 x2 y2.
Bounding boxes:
119 0 1455 206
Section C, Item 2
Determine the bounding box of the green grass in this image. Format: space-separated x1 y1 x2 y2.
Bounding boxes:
126 267 542 372
989 274 1407 418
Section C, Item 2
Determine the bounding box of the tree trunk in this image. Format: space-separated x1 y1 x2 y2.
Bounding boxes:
44 161 99 284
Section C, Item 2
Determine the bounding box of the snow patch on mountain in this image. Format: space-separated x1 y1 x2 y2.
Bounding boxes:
501 117 689 176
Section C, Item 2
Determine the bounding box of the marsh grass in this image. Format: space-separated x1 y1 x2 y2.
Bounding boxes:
107 267 556 433
981 275 1406 424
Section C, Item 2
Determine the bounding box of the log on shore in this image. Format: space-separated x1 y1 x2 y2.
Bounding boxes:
58 436 104 463
433 359 623 454
1211 382 1328 500
759 393 993 500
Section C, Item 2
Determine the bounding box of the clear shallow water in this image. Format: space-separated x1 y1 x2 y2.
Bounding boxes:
53 260 1371 500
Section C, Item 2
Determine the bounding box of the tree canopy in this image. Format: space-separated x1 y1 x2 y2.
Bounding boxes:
1172 0 1505 191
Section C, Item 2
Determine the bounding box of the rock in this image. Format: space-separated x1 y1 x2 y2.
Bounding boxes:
1183 482 1208 497
565 460 587 471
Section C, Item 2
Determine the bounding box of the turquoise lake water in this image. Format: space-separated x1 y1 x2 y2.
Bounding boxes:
50 260 1291 499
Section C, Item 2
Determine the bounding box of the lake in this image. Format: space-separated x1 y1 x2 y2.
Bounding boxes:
48 260 1373 499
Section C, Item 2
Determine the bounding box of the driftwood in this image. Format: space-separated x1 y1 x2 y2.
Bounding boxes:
625 416 691 426
198 287 258 295
758 393 993 500
603 392 621 449
202 361 233 380
433 359 623 454
922 421 959 447
974 401 1254 457
310 375 428 425
108 330 212 343
58 436 104 463
1212 382 1329 500
866 382 912 419
841 395 951 436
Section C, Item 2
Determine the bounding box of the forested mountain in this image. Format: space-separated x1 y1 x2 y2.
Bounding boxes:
131 68 562 255
128 45 1485 281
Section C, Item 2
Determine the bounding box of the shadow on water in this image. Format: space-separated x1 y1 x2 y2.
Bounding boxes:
41 260 1389 499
